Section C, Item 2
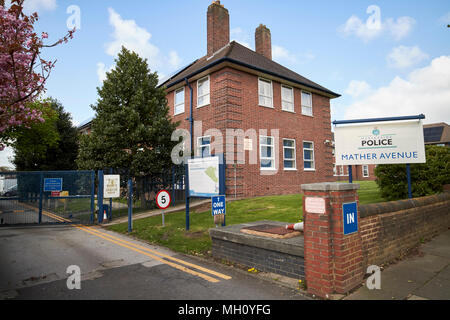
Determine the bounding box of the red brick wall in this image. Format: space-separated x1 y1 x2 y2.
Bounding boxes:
166 66 333 197
359 193 450 267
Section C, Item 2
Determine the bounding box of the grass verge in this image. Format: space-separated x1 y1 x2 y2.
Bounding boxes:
108 180 384 257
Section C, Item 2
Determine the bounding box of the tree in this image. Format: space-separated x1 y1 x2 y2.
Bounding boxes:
375 145 450 201
0 0 75 149
77 47 179 177
12 98 79 171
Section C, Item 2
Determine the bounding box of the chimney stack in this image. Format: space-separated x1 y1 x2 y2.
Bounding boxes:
207 1 230 56
255 24 272 60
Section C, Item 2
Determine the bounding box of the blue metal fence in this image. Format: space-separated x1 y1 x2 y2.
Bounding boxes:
0 170 95 226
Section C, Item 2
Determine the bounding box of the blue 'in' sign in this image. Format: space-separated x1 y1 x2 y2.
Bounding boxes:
342 202 358 235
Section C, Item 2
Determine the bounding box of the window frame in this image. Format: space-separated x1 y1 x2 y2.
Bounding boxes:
196 135 211 158
283 138 297 170
301 90 313 116
303 141 315 171
362 165 369 178
259 135 275 170
281 85 295 113
174 87 185 115
197 75 210 108
258 78 274 108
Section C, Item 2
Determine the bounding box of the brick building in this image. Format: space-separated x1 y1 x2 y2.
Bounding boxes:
159 1 340 197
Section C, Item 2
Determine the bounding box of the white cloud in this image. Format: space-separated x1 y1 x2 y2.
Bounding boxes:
344 56 450 124
98 8 182 82
439 12 450 25
0 147 14 169
387 46 428 69
272 45 315 66
338 5 415 42
96 62 109 83
345 80 372 98
5 0 57 14
230 27 252 49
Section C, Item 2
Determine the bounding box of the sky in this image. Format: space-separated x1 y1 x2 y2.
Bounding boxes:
1 0 449 167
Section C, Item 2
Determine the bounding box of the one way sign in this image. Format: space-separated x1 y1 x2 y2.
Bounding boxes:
211 195 226 216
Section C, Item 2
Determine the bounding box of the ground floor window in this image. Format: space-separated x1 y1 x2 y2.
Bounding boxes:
260 135 275 169
283 139 296 170
197 136 211 157
303 141 315 170
362 165 369 177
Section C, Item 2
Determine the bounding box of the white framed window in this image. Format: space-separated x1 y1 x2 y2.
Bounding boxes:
303 141 315 170
333 164 337 176
339 165 344 176
174 87 185 115
258 78 273 108
363 165 369 177
197 136 211 157
197 76 210 108
260 135 275 170
281 85 294 112
301 91 313 116
283 139 296 170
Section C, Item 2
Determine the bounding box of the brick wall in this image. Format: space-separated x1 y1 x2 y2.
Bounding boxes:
359 192 450 267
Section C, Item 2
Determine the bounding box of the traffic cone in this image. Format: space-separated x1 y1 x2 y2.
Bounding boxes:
103 209 108 223
286 222 304 231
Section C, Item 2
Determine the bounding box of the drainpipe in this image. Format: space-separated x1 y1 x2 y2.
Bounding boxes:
185 78 194 158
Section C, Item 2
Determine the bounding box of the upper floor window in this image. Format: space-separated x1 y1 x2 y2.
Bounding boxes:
258 78 273 108
197 76 210 108
281 85 294 112
301 91 313 116
174 87 185 115
197 136 211 157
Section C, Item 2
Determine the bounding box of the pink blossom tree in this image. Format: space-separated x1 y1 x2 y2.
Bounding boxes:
0 0 75 150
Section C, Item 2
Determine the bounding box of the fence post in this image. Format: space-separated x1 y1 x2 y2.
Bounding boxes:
90 170 95 224
38 172 43 224
98 170 104 223
128 178 133 233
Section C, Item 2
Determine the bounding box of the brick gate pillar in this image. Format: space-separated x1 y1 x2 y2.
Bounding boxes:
301 182 363 298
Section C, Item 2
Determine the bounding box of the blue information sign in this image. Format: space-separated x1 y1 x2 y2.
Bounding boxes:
211 195 226 216
44 178 63 192
343 201 358 235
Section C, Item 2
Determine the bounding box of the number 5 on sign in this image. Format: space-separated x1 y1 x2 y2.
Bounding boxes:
156 190 171 209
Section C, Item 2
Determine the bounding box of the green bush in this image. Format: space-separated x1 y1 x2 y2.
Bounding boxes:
375 145 450 201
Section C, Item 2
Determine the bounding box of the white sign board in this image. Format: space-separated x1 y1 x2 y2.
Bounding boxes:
104 175 120 198
335 121 426 165
188 156 220 197
305 197 326 214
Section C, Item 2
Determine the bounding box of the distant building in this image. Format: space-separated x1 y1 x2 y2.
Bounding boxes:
423 122 450 147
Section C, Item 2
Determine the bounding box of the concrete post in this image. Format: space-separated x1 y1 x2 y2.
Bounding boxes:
301 182 363 298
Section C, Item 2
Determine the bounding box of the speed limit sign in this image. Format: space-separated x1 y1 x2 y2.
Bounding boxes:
156 190 171 209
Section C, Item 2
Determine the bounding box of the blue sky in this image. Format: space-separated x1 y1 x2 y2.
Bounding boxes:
1 0 449 166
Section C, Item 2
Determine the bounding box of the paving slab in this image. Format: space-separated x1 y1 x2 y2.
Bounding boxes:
413 276 450 300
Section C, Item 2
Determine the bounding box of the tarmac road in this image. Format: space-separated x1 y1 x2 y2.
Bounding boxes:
0 225 309 300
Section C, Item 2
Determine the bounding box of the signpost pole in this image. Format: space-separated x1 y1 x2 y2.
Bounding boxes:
98 170 104 224
185 163 190 231
406 164 412 199
128 178 133 233
348 165 353 183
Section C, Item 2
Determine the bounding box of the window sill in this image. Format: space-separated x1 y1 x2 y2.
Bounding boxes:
259 105 274 109
174 112 185 116
282 109 296 113
197 103 210 109
260 167 276 171
284 168 297 171
303 168 316 172
301 113 314 117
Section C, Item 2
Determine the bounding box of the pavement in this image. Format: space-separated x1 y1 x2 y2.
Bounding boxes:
345 229 450 300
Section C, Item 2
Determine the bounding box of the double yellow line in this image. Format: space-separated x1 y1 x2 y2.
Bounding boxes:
31 207 231 283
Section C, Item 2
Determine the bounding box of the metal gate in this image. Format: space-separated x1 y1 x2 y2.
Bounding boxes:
0 170 95 226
